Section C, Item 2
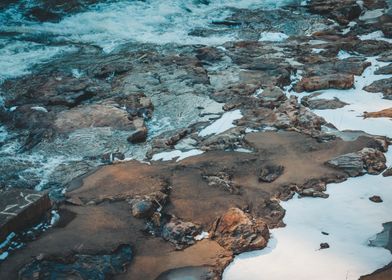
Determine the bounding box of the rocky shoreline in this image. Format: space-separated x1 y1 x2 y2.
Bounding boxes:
0 0 392 279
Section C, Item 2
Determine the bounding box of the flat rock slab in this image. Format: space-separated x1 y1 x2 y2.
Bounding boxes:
0 189 51 241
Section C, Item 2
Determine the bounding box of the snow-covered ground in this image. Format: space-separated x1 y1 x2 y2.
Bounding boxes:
224 50 392 279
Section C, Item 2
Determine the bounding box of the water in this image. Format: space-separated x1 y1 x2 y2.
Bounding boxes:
0 0 300 80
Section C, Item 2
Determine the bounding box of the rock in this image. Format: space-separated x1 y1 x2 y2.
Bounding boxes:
161 217 201 248
358 148 387 175
320 242 330 249
19 244 133 280
131 200 155 219
363 0 388 10
375 63 392 75
353 40 392 56
203 172 241 194
301 96 348 110
0 189 51 241
364 77 392 99
326 148 386 176
127 127 148 144
383 168 392 177
201 127 245 151
364 108 392 119
258 86 287 107
295 74 354 92
54 104 133 133
382 23 392 38
212 208 269 254
326 152 364 177
369 195 383 203
258 165 284 183
307 0 362 25
299 179 329 198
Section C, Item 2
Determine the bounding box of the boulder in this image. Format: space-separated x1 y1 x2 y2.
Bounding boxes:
326 152 364 176
326 147 386 176
364 77 392 99
307 0 362 25
301 96 348 110
358 148 387 175
212 208 269 254
363 108 392 119
374 63 392 75
0 189 51 241
295 74 354 92
161 217 201 248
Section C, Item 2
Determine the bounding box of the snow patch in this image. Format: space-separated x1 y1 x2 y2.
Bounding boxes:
259 32 289 42
199 110 242 137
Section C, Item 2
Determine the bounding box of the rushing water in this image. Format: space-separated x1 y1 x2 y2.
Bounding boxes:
0 0 301 80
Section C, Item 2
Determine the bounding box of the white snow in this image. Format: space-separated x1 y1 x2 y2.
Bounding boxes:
151 149 204 162
337 50 355 60
359 31 392 43
224 151 392 280
224 54 392 280
198 110 242 137
290 57 392 137
259 32 289 42
195 231 209 241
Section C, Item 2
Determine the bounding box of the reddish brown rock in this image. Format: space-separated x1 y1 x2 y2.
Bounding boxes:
295 74 354 92
211 208 269 254
364 108 392 119
307 0 362 25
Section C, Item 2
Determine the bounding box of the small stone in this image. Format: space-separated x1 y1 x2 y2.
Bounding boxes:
131 200 155 218
369 195 383 203
383 168 392 177
258 165 284 183
321 231 329 236
320 243 330 250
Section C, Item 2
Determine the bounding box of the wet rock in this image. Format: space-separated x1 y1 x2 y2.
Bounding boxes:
295 74 354 92
382 23 392 38
211 208 269 254
301 96 348 110
258 165 284 183
369 195 383 203
364 77 392 99
320 242 330 249
0 189 51 241
375 63 392 75
127 117 148 144
131 200 155 219
383 168 392 177
161 217 201 248
129 191 168 219
307 0 362 25
363 0 388 10
127 127 148 144
18 244 133 280
364 108 392 119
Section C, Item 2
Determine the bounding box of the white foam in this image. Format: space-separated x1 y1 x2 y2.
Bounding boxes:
0 40 76 81
259 32 289 42
199 110 242 137
0 0 298 52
